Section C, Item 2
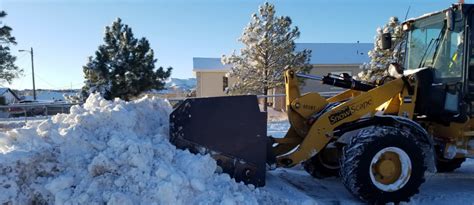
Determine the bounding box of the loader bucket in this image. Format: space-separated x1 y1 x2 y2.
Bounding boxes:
169 95 268 186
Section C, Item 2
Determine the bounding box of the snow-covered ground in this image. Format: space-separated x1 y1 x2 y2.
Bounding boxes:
263 159 474 205
0 116 49 131
267 120 290 138
0 95 472 204
20 90 78 102
266 120 474 205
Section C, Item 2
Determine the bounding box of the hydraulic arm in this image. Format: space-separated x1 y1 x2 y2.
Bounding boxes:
275 70 416 167
296 72 375 92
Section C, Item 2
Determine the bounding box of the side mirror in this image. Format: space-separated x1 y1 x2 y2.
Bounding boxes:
446 9 454 31
381 33 392 50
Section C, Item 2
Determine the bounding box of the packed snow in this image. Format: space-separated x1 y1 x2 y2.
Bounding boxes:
263 159 474 205
0 94 473 204
0 93 297 204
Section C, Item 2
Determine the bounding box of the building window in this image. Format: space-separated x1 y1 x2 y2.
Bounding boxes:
223 76 229 91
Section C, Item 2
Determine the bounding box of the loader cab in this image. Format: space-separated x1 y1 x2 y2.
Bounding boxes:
466 5 474 115
400 4 474 122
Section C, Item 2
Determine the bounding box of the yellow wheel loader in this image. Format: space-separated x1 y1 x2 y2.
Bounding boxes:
170 3 474 203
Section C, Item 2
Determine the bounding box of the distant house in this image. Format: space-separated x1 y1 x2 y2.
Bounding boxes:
193 43 373 97
0 88 21 105
193 57 234 97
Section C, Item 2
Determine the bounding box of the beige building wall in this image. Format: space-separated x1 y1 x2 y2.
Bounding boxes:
196 71 236 97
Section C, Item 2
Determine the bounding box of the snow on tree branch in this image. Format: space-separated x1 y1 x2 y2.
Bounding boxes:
222 2 312 101
357 17 404 83
82 18 172 101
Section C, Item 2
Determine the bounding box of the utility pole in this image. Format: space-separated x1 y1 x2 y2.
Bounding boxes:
19 47 36 100
30 47 36 100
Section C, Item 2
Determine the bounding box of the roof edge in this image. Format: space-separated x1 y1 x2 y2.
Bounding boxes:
193 69 230 72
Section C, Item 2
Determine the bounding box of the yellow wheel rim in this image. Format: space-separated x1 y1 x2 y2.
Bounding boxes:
369 147 412 192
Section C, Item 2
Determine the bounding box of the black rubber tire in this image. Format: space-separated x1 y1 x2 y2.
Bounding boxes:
340 125 427 203
434 146 466 172
436 157 465 172
303 150 340 178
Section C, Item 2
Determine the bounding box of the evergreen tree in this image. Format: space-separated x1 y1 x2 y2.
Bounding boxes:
222 2 311 111
0 11 22 84
357 17 404 83
82 18 172 100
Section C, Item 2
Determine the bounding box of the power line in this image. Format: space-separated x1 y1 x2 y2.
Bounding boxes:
33 73 61 89
55 83 84 90
14 73 29 90
14 53 30 65
32 73 84 90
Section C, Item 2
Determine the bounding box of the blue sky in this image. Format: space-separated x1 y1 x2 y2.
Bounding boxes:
0 0 462 89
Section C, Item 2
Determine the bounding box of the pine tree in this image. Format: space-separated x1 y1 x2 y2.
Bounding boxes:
0 11 22 84
222 2 311 111
82 18 172 101
357 17 403 83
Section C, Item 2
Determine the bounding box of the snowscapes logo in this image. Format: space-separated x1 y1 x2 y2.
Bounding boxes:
328 99 373 125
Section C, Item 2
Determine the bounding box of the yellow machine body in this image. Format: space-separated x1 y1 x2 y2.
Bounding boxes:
274 70 422 167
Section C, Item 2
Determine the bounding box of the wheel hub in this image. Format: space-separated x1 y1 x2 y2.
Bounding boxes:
369 147 412 192
373 151 402 185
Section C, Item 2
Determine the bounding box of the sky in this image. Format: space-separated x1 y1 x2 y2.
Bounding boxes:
0 0 465 90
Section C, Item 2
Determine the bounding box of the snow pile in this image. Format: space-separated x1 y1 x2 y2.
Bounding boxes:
0 93 288 204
